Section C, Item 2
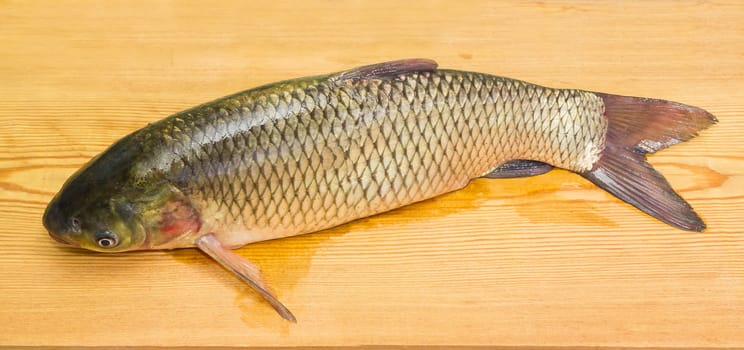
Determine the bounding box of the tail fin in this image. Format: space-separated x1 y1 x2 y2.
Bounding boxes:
582 93 717 232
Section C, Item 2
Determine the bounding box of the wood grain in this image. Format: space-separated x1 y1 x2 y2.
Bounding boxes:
1 0 743 347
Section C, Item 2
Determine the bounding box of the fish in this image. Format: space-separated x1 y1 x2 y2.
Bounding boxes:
43 59 717 322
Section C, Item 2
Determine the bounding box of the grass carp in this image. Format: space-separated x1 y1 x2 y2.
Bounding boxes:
43 59 717 321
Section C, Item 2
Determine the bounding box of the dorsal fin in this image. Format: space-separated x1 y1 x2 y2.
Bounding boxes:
332 59 438 83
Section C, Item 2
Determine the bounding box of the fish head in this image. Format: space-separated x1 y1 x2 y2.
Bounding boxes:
42 141 158 252
43 183 201 252
44 168 202 252
43 180 149 253
44 133 201 252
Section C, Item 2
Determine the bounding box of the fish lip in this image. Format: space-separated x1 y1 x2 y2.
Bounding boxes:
48 231 72 245
46 224 76 246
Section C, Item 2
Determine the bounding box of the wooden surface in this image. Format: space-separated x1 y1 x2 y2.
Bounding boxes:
1 0 743 347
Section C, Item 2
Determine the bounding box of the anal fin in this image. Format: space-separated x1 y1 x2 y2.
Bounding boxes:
195 234 297 322
482 160 553 179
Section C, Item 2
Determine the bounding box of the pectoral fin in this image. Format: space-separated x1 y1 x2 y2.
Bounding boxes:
195 233 296 322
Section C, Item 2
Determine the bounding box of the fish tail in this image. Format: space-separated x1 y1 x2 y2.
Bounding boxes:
581 93 717 231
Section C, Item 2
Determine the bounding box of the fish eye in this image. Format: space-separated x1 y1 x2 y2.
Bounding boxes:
95 231 119 248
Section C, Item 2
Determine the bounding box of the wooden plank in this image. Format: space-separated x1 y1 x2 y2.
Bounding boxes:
1 0 742 347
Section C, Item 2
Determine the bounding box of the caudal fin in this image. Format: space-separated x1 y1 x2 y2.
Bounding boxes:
581 93 717 232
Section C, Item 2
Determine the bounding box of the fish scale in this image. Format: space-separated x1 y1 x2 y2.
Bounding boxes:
131 70 607 245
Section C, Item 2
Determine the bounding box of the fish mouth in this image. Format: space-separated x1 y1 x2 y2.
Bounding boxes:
48 231 73 246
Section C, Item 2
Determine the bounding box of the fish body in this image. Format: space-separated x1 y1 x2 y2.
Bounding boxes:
137 67 606 248
43 59 716 321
